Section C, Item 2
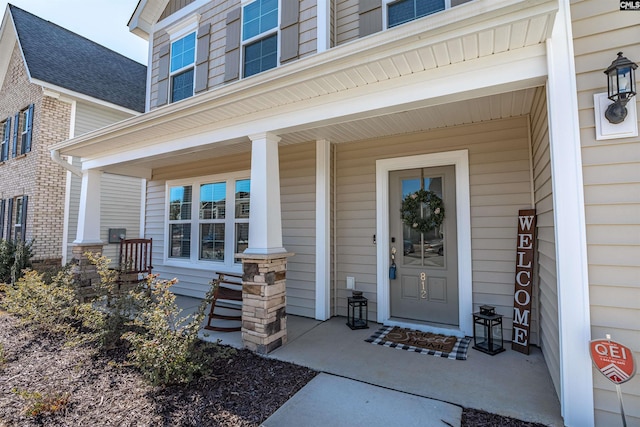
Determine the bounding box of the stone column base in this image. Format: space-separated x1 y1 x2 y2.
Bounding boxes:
238 252 294 354
71 244 104 301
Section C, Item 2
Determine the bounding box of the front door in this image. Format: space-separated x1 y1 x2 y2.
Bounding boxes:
389 166 458 326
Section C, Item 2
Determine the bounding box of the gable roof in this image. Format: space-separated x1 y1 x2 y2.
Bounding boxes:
9 4 146 112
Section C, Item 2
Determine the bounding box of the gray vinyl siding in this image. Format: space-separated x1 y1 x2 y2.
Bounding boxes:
145 145 317 317
530 86 560 397
336 0 359 45
299 0 318 58
335 116 535 342
74 102 133 136
571 1 640 424
159 0 196 21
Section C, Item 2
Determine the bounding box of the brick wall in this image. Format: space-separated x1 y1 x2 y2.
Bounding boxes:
0 44 71 263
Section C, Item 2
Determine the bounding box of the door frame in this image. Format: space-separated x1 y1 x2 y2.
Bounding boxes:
376 149 472 336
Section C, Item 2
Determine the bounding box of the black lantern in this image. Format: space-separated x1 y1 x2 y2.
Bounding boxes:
604 52 638 124
472 305 505 355
346 291 369 330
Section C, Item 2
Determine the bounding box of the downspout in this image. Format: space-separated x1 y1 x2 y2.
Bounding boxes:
51 149 82 177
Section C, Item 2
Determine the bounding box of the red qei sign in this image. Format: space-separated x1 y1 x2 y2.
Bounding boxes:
590 339 636 385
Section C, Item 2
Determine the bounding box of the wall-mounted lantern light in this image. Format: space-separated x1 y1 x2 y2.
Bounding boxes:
604 52 637 124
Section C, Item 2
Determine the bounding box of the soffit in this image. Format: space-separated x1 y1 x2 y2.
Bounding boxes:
55 0 557 166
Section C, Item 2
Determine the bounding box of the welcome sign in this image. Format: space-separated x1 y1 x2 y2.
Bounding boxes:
512 209 536 354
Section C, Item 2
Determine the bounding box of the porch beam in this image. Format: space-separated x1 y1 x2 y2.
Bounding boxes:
74 169 102 245
546 1 593 426
245 132 287 255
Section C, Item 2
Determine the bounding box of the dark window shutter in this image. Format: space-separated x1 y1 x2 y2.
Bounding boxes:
224 7 241 83
195 23 211 93
359 0 382 37
156 44 171 107
11 113 19 157
0 199 5 240
6 198 13 242
20 195 27 241
1 117 10 161
24 104 34 153
280 0 300 63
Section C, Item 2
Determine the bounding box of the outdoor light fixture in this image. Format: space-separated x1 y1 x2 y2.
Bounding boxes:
604 52 638 124
346 291 369 330
472 305 505 355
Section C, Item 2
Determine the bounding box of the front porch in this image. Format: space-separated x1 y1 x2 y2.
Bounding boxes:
177 295 563 427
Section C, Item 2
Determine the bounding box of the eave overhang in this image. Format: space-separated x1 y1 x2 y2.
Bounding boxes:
54 0 558 173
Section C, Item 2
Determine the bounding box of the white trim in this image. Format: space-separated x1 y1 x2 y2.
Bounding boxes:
165 14 199 41
593 93 638 140
546 1 593 425
154 0 209 32
315 139 331 320
376 149 472 336
316 0 330 53
139 179 147 239
61 100 77 264
74 169 103 245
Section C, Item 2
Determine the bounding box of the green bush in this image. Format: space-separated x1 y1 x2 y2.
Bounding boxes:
122 277 224 386
0 239 34 284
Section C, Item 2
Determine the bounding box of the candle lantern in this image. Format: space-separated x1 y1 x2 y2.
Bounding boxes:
346 291 369 330
472 305 505 355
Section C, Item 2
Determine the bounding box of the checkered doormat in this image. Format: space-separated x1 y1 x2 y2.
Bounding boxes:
365 325 471 360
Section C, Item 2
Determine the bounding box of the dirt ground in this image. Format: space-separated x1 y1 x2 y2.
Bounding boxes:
0 312 547 427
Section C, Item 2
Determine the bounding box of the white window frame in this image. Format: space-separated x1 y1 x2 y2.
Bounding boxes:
13 196 23 241
383 0 452 30
0 119 8 161
241 0 280 78
19 107 31 154
164 171 250 272
166 15 199 103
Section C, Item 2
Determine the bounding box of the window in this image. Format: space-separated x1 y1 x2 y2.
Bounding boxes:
170 32 196 102
242 0 278 78
0 118 9 162
13 196 24 241
387 0 445 28
4 196 27 242
12 105 33 157
167 174 250 269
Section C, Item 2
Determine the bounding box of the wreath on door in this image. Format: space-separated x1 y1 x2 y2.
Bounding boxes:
400 189 445 234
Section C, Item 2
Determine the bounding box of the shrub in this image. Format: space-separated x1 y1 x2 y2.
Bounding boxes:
0 239 34 284
122 277 223 386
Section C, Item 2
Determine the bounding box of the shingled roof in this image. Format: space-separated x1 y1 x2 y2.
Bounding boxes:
9 4 146 112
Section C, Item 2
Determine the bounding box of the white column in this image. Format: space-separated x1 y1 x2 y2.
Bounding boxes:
74 169 102 244
315 139 331 320
546 1 594 426
245 133 286 255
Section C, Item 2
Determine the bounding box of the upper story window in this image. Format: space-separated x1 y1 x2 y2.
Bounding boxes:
170 31 196 102
0 118 9 162
387 0 445 28
12 104 34 157
166 173 250 270
242 0 279 78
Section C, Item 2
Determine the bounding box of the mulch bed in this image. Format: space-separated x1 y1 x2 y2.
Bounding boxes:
0 311 548 427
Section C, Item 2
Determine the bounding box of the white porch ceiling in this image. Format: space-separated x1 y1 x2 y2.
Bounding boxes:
53 0 557 176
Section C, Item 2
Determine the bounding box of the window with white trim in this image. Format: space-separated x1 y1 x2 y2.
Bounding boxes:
13 196 24 241
167 173 250 268
387 0 445 28
242 0 278 78
0 118 9 162
170 31 196 102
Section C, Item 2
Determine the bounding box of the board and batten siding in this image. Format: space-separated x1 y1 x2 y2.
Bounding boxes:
570 1 640 425
530 86 560 398
145 144 317 317
335 116 537 342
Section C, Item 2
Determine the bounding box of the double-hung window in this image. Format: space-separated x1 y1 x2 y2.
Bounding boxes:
13 196 24 241
387 0 446 28
167 173 250 269
0 118 9 162
170 31 196 102
242 0 278 78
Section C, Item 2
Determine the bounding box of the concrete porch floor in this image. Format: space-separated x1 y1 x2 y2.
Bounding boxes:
176 295 563 426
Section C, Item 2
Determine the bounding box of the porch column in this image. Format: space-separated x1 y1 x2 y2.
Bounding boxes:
241 133 292 354
72 169 103 297
546 1 593 426
315 139 331 320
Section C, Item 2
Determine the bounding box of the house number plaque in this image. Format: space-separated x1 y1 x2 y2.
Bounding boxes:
420 272 427 299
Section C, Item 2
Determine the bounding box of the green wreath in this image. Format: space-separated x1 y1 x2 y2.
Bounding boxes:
400 189 445 234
